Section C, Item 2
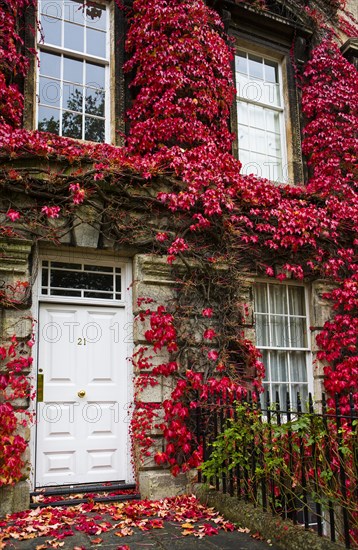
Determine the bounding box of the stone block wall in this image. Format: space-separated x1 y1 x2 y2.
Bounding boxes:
310 280 335 402
0 239 33 516
132 254 191 498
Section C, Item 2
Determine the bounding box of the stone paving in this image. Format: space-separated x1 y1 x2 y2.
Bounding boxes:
1 508 280 550
2 519 279 550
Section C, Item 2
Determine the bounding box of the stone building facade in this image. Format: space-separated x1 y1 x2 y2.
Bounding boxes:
0 0 357 515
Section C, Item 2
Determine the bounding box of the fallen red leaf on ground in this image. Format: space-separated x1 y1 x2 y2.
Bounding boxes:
0 495 245 547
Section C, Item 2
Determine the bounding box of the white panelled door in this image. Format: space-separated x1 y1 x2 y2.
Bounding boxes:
36 303 130 487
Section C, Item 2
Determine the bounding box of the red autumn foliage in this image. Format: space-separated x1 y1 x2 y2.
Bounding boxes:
0 0 356 486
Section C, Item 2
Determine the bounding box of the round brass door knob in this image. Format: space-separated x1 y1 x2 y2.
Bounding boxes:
77 390 86 398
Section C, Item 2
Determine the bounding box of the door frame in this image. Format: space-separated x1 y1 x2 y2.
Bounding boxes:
30 246 134 489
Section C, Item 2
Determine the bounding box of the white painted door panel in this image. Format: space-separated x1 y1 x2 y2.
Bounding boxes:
36 304 130 487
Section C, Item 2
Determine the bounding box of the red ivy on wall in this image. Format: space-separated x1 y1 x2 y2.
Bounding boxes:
124 0 235 155
302 39 358 411
125 3 357 471
0 0 35 127
0 335 34 485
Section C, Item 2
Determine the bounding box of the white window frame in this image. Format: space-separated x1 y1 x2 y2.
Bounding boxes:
235 47 289 184
40 259 125 305
254 281 313 408
36 0 112 143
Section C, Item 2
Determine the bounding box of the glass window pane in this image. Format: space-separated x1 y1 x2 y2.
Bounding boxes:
84 291 112 299
41 0 63 19
271 383 288 407
63 57 83 85
269 284 287 314
64 21 84 51
62 111 82 138
255 81 266 104
262 83 281 107
288 286 305 315
249 128 266 153
50 269 77 288
248 54 263 79
270 351 288 381
86 28 106 58
265 159 282 182
236 73 250 100
85 272 113 291
38 105 60 134
264 159 276 178
85 2 106 30
265 110 280 133
39 52 61 79
290 352 307 382
241 158 255 176
261 383 270 408
271 315 289 347
50 289 81 297
40 15 62 46
236 74 250 99
42 268 48 288
249 105 265 129
265 59 279 83
85 116 105 142
267 132 281 156
292 384 308 409
260 349 269 378
115 275 121 294
244 80 262 102
256 314 269 346
270 351 287 382
63 84 83 112
50 269 113 291
85 88 105 116
290 318 306 347
248 153 266 177
39 77 61 107
86 63 105 88
237 102 248 126
64 0 85 25
238 125 249 150
235 52 247 75
255 284 268 313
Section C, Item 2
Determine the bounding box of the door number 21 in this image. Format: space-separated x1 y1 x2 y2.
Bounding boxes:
77 338 87 345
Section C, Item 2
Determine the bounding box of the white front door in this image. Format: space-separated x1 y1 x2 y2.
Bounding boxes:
36 303 131 487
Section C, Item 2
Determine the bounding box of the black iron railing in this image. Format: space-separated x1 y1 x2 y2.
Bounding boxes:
196 391 357 549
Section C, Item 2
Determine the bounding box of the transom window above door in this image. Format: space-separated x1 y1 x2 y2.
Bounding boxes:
37 0 110 142
41 260 121 301
235 50 287 183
